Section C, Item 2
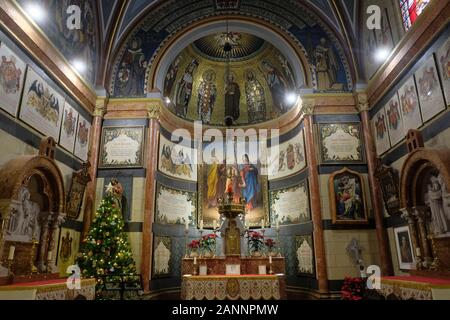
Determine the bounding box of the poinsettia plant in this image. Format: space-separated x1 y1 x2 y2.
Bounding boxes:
341 277 365 300
265 238 276 251
201 233 218 254
248 231 265 253
188 240 200 250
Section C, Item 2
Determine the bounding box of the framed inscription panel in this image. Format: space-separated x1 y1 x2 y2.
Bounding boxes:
152 235 172 278
270 180 310 226
295 234 315 277
99 126 145 168
155 183 197 226
318 123 364 164
0 42 26 116
19 67 64 140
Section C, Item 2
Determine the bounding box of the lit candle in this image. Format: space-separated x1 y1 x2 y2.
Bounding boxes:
213 220 217 229
193 257 197 265
47 250 53 261
261 219 265 229
416 247 421 257
8 246 15 260
276 220 280 231
185 220 189 231
199 220 204 230
269 256 272 264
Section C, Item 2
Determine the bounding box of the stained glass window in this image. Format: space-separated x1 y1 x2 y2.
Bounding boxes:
399 0 431 31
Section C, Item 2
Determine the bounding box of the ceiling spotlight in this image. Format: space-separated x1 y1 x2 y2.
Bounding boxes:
72 59 86 73
285 92 299 105
25 3 46 23
374 47 390 63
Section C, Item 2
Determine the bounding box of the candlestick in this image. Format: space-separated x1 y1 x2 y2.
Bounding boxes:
199 219 204 231
276 219 280 231
193 257 197 265
269 256 272 264
415 247 421 257
268 256 274 275
8 246 15 260
185 220 189 231
47 250 53 261
261 219 265 229
46 250 53 273
30 238 39 274
213 220 217 230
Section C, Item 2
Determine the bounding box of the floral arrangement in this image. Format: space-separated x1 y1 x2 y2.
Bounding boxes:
188 240 200 250
248 231 265 254
341 277 365 300
265 238 276 250
201 233 218 255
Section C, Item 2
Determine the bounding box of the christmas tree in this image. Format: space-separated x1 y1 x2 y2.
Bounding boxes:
77 181 138 298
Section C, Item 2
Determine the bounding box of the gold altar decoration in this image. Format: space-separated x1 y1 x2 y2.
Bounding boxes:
218 190 246 256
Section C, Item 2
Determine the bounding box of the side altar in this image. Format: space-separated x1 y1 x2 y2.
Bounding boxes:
181 190 287 300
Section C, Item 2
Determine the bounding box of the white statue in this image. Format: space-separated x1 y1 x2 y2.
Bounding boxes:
6 187 40 241
438 173 450 222
426 176 449 235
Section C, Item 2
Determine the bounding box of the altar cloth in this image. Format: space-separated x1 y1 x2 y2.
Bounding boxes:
378 276 450 300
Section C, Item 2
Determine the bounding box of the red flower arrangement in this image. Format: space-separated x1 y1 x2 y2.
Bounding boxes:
201 234 218 254
188 240 200 249
265 238 276 249
248 231 264 240
341 277 365 300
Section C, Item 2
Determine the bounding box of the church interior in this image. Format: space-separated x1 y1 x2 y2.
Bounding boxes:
0 0 449 301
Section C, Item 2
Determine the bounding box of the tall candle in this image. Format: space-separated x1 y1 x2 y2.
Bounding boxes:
193 257 197 265
185 220 189 231
261 219 265 229
199 220 204 230
8 246 15 260
276 220 280 230
213 220 217 229
269 256 272 264
416 247 421 257
47 250 53 261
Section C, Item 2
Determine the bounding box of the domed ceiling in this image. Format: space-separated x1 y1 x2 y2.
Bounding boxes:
163 33 298 126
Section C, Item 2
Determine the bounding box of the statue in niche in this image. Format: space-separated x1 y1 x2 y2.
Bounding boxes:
244 69 266 123
315 38 340 90
224 72 241 123
438 173 450 222
7 187 40 241
425 175 449 235
260 60 289 114
197 69 217 124
225 220 241 256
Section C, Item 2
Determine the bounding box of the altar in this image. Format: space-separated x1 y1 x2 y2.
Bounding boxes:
377 276 450 300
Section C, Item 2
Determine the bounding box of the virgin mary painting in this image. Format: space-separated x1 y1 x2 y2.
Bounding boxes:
239 154 259 211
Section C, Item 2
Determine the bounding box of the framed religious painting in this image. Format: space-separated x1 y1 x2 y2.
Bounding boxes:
56 228 80 277
268 129 306 181
393 226 416 270
197 150 269 229
158 134 197 182
155 183 197 226
318 123 364 164
19 67 64 140
384 93 405 147
152 235 172 278
99 126 145 168
270 180 310 226
0 42 27 116
66 162 91 220
74 114 91 161
372 107 390 156
329 168 368 225
59 101 79 153
398 76 423 134
435 38 450 105
295 234 315 277
415 55 446 122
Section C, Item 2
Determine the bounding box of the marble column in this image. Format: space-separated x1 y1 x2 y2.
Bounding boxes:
141 97 161 292
400 207 422 269
302 98 328 294
356 92 394 276
81 96 107 241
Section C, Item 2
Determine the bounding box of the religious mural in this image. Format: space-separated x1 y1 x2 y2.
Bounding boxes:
372 107 390 156
0 42 26 116
57 228 79 277
384 94 405 147
268 130 306 181
158 134 197 182
415 56 446 122
17 0 99 85
74 114 91 161
436 38 450 105
59 102 79 153
198 150 268 229
155 184 197 226
19 67 64 141
398 77 423 133
329 168 368 225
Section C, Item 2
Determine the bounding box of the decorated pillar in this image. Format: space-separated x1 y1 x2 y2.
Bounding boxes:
413 206 432 266
301 98 328 294
47 213 65 273
81 95 108 241
400 207 422 269
141 97 161 292
355 92 394 276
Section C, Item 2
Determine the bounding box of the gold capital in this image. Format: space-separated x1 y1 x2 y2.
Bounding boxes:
355 92 370 113
301 99 315 115
94 96 108 118
147 101 161 120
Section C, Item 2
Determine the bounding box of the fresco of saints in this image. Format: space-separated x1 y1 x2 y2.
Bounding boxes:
375 114 387 139
224 72 241 123
336 175 363 220
261 60 290 114
207 156 226 208
164 55 182 97
174 59 199 117
387 100 400 130
239 154 259 211
245 69 266 123
418 66 438 101
197 70 217 124
27 80 60 125
400 86 418 114
315 38 339 90
117 37 147 97
0 55 22 93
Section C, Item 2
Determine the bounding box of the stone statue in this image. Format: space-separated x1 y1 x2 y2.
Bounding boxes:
7 187 40 241
438 173 450 222
425 176 449 235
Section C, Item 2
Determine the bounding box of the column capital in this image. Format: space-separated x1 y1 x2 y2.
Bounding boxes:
301 98 315 116
354 91 370 113
94 96 108 118
146 99 162 120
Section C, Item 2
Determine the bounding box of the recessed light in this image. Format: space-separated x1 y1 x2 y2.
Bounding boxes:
25 3 46 23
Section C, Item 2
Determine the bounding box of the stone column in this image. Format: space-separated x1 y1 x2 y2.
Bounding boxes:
46 213 65 273
141 97 161 292
356 92 394 276
413 206 432 267
400 207 422 269
81 95 107 241
37 212 52 272
301 98 328 294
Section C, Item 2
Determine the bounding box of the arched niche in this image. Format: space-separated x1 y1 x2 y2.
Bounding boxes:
0 138 66 278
